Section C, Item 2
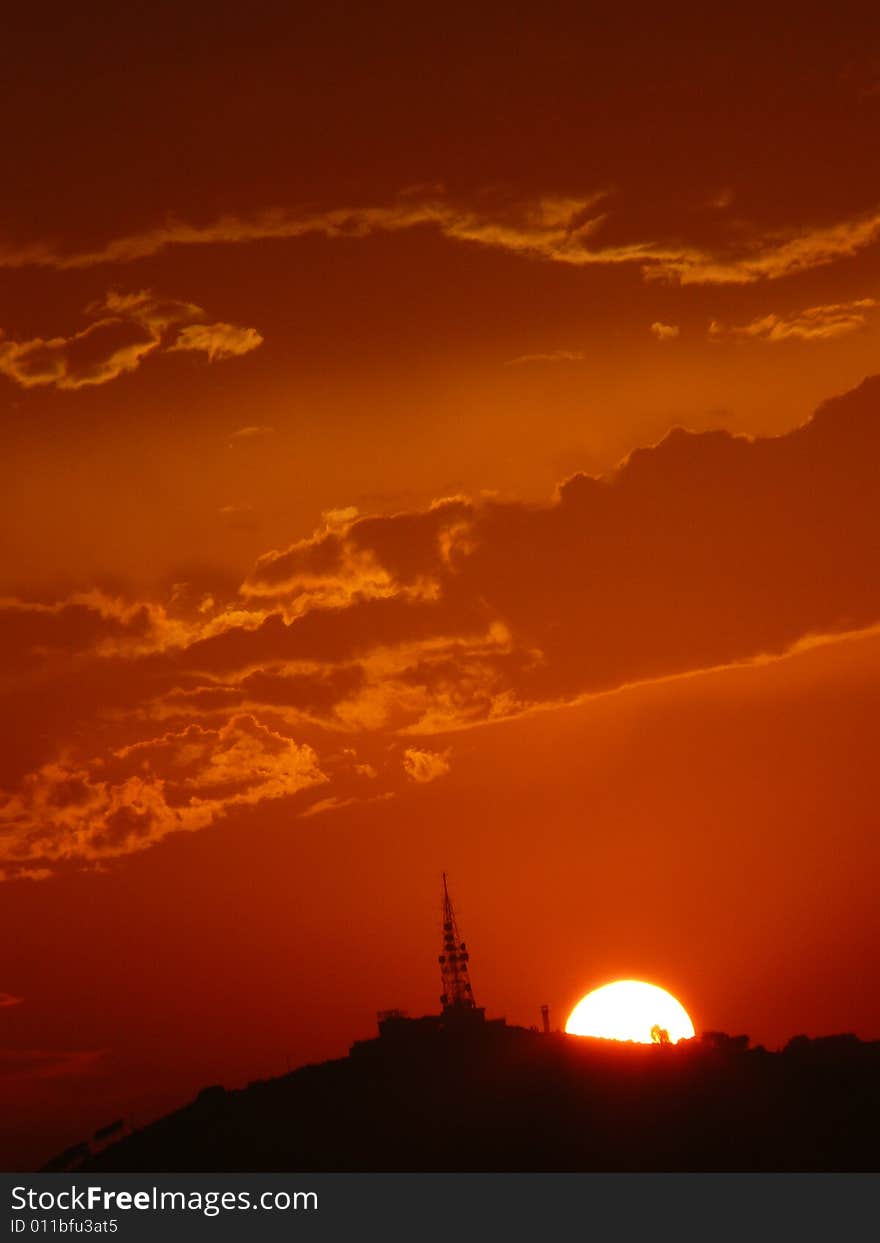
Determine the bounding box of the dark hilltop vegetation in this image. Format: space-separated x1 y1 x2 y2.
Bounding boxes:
53 1025 880 1173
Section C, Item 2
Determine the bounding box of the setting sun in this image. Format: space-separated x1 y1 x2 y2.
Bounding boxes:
565 980 696 1044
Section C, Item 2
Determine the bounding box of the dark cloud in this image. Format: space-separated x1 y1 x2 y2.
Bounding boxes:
3 377 880 876
0 594 154 675
201 376 880 717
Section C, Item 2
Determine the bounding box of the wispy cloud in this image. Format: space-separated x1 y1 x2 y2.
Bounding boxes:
505 349 585 366
0 292 262 390
0 316 162 391
650 321 680 341
653 212 880 285
709 298 879 342
0 195 609 271
299 790 394 818
169 321 263 361
229 424 274 443
3 193 880 285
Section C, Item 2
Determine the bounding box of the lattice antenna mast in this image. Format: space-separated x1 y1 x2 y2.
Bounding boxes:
439 872 476 1012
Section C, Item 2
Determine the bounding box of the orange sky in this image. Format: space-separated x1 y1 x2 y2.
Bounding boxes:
3 1 880 1169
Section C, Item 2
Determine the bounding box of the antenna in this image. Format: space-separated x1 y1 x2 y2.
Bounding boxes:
439 872 477 1013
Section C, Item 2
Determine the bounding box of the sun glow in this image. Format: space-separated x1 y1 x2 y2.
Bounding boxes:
565 980 695 1044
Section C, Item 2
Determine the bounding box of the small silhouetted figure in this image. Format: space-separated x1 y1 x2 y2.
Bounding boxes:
651 1025 670 1045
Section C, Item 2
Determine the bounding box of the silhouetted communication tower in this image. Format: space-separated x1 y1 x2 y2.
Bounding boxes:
439 873 477 1014
350 872 500 1052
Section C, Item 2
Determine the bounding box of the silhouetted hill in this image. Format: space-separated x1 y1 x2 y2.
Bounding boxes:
63 1027 880 1172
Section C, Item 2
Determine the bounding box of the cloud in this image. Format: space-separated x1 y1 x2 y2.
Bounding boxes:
0 992 23 1008
403 748 451 783
299 790 394 818
0 292 262 390
0 195 610 271
0 591 176 673
229 424 274 443
651 211 880 285
4 192 880 285
299 795 361 818
4 377 880 877
0 715 326 876
191 375 880 730
709 298 880 342
240 502 445 614
169 321 263 360
0 317 162 391
650 322 680 341
505 349 585 366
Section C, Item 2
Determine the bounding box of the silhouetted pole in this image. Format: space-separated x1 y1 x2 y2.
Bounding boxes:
541 1004 551 1035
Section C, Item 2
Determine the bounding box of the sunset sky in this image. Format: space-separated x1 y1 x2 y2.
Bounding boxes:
3 3 880 1168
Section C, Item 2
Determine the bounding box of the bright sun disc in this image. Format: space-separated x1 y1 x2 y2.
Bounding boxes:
565 980 695 1044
